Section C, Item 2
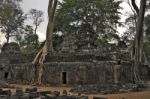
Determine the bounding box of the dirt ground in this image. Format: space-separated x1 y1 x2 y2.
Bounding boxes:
86 91 150 99
5 84 150 99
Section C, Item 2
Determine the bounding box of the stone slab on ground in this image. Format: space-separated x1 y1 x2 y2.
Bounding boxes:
93 97 107 99
0 95 9 99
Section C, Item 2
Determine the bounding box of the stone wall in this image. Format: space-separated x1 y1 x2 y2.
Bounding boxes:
0 43 149 86
7 61 135 85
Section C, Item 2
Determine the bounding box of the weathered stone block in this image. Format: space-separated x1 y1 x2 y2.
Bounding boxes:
93 97 107 99
57 96 79 99
10 95 18 99
19 95 30 99
16 88 23 96
0 90 11 96
0 95 9 99
45 94 57 99
80 96 88 99
52 91 60 96
41 96 46 99
29 92 39 98
25 87 37 93
38 91 51 96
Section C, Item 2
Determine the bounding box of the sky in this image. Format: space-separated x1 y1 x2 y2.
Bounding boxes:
0 0 139 44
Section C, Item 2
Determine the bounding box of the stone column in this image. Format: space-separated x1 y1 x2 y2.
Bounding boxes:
114 65 121 84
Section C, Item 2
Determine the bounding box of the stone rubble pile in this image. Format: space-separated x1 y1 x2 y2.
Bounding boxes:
73 83 147 94
0 87 88 99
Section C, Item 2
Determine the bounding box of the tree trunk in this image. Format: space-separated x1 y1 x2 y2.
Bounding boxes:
132 0 146 82
34 24 38 48
34 24 38 35
32 0 58 85
6 31 10 43
6 36 9 43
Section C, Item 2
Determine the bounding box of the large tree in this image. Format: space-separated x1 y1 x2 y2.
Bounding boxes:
0 0 25 43
131 0 147 82
54 0 122 48
32 0 58 84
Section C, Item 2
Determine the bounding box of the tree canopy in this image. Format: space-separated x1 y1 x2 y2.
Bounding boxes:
0 0 25 43
54 0 122 48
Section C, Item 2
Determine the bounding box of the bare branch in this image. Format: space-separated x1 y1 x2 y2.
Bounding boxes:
131 0 139 15
126 0 136 15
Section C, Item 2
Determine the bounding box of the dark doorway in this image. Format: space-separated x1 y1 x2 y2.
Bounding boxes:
4 72 9 79
62 72 67 84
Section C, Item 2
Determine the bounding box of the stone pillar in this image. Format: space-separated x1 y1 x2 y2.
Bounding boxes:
114 65 121 84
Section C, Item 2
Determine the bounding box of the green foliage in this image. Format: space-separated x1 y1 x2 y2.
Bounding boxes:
53 33 63 51
144 14 150 60
0 0 25 43
21 44 35 54
16 25 39 54
145 15 150 42
55 0 122 47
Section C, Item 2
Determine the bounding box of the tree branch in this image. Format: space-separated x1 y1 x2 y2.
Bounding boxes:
131 0 139 15
126 0 136 16
51 0 58 21
48 0 53 18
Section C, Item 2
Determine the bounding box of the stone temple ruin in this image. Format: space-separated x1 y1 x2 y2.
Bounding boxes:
0 26 149 87
0 40 149 86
